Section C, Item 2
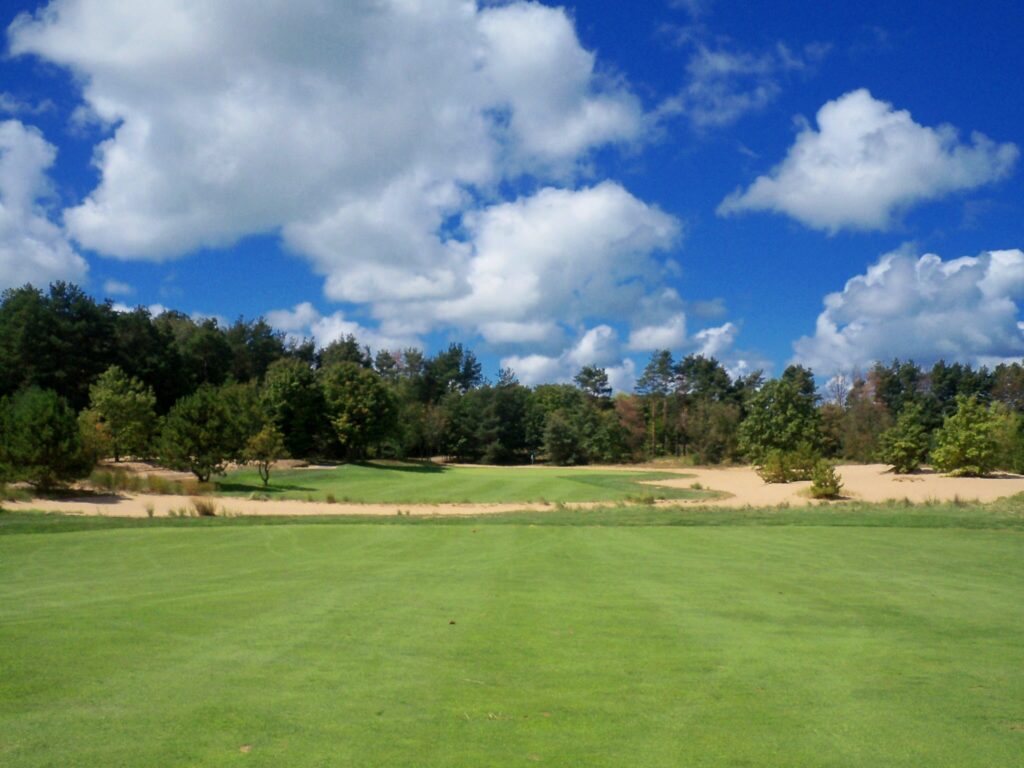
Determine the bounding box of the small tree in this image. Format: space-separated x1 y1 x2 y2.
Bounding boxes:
159 385 236 482
244 424 288 486
809 460 844 499
88 365 158 461
0 387 92 491
931 395 999 477
878 402 930 473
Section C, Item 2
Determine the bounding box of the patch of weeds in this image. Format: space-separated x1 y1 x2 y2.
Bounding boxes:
0 484 30 502
326 494 337 504
248 492 269 501
690 482 704 490
190 497 218 517
144 502 155 519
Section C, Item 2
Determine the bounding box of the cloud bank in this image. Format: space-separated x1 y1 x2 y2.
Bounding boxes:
793 247 1024 373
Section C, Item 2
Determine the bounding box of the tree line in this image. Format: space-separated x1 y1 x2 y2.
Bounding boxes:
1 282 1022 489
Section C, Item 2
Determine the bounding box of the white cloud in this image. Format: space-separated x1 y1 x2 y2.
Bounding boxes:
0 92 54 117
719 89 1018 231
658 36 827 129
0 119 87 291
628 313 687 350
265 302 321 335
501 324 636 390
431 182 680 331
102 278 133 296
9 0 646 262
266 301 416 353
793 247 1024 374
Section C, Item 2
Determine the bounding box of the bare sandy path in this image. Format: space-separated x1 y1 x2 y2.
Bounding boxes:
5 463 1023 518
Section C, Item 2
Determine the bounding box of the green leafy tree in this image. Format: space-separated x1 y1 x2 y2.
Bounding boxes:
87 365 158 461
878 402 931 473
931 395 999 477
319 362 398 458
218 380 265 460
159 385 236 482
738 367 822 464
543 410 584 465
262 358 325 458
0 387 92 490
244 424 288 486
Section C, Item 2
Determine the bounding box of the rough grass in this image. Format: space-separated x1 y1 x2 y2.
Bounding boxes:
217 461 710 504
0 498 1022 767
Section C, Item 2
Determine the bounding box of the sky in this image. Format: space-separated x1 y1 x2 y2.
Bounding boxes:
0 0 1021 389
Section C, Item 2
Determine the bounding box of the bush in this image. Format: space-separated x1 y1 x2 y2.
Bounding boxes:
190 497 218 517
878 403 930 473
756 446 818 483
931 396 999 477
809 460 843 499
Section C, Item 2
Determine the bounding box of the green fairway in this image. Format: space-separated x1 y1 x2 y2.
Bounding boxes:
1 506 1022 767
218 461 708 503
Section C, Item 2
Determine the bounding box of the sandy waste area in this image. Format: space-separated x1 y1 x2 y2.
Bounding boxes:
5 462 1024 519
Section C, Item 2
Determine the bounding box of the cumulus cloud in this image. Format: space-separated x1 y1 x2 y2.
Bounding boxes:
502 315 763 391
431 182 680 330
266 301 416 353
0 119 87 290
793 247 1024 374
628 313 687 350
501 324 637 390
719 89 1019 231
9 0 646 262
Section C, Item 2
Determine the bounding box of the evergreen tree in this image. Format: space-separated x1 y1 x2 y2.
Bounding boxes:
878 402 930 473
931 395 999 477
0 387 91 490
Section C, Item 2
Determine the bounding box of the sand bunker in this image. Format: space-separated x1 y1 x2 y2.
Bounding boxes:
644 463 1024 507
5 463 1023 518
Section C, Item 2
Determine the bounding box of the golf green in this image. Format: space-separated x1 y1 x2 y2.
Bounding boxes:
1 513 1021 766
217 462 707 503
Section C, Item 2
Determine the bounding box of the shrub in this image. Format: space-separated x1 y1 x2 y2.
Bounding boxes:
931 396 999 477
809 460 843 499
879 403 930 473
756 446 819 483
190 497 218 517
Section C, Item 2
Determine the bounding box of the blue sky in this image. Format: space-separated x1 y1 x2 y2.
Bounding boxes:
0 0 1021 388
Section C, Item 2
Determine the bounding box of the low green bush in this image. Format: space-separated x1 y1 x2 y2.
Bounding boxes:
809 460 843 499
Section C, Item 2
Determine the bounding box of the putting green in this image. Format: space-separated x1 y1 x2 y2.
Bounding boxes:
218 461 708 503
1 508 1021 766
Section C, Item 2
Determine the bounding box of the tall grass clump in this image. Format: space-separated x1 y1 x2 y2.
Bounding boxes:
190 497 218 517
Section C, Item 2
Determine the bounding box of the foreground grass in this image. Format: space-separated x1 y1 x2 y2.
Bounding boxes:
218 461 707 504
1 502 1022 767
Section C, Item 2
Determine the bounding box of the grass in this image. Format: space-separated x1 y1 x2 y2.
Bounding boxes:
0 499 1022 766
217 461 712 504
